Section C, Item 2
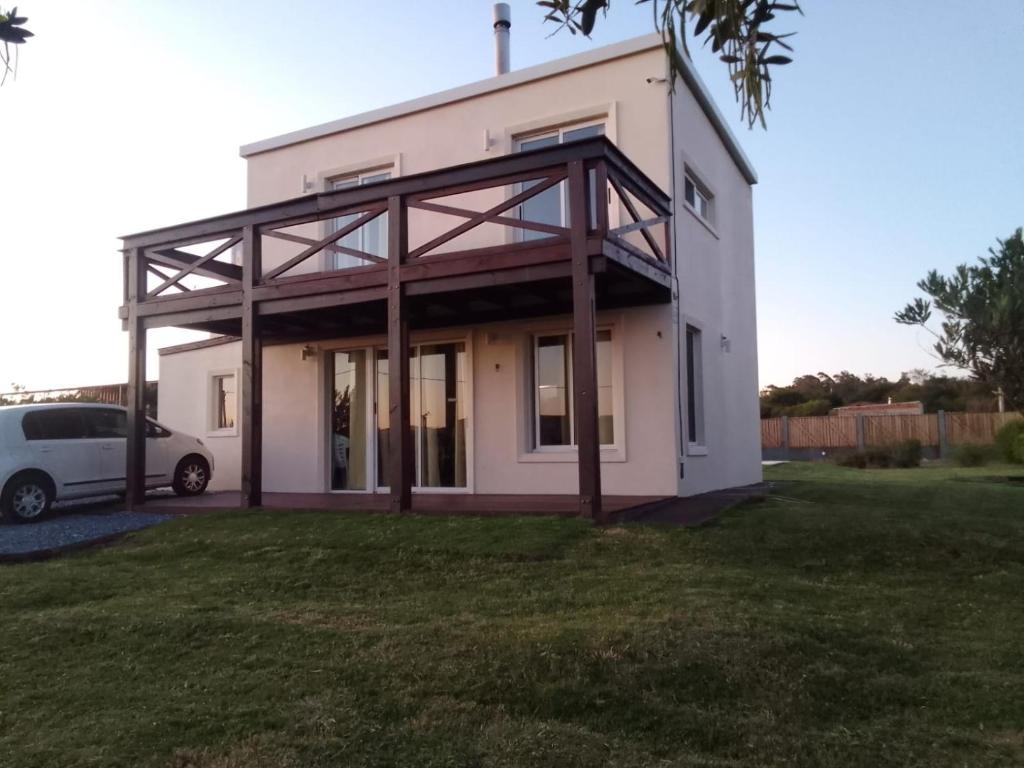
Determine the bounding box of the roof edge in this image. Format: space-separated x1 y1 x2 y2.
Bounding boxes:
672 46 758 185
158 335 239 357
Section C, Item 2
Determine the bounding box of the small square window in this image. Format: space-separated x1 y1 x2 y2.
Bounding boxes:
210 374 237 432
684 173 713 223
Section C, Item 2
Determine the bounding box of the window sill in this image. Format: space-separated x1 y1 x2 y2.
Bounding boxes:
686 443 709 457
206 428 238 438
682 202 720 239
518 447 627 464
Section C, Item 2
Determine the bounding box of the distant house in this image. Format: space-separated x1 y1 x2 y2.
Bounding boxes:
831 401 925 417
118 27 762 520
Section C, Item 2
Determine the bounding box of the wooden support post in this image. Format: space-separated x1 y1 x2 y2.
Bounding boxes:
568 160 604 522
125 247 147 510
241 225 263 508
937 410 949 459
387 195 413 513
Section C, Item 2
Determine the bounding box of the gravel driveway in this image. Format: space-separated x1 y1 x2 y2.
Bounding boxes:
0 500 172 562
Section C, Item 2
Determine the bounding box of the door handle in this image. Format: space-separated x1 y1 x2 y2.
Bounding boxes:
101 444 114 451
39 447 52 453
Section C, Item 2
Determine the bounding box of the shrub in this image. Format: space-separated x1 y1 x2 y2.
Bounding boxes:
891 439 923 468
835 440 922 469
836 452 867 469
994 420 1024 463
863 448 892 468
953 443 991 467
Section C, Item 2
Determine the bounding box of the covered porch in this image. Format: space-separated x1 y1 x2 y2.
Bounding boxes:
120 137 673 523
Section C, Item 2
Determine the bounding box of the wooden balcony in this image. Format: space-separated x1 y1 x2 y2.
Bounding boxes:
118 137 673 522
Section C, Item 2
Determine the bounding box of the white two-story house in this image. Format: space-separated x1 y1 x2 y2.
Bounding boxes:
120 26 761 521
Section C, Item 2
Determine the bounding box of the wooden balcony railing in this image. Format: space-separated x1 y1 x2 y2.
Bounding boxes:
120 136 672 325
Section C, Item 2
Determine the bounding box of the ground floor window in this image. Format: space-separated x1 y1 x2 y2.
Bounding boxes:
533 330 613 449
685 325 705 446
209 372 237 433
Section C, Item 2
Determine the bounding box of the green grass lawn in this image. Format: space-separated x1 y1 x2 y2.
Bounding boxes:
1 463 1022 767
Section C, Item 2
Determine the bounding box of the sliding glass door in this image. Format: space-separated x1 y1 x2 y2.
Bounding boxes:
330 350 369 490
374 342 467 490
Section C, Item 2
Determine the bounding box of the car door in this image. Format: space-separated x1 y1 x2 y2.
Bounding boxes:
20 408 99 498
85 408 129 494
86 409 169 492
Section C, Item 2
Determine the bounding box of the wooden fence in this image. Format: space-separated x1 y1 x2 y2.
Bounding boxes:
762 411 1021 452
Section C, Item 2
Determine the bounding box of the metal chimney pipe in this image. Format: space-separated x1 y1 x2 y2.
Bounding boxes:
493 3 511 75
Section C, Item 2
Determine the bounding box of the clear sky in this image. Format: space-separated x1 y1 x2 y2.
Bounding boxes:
1 0 1021 393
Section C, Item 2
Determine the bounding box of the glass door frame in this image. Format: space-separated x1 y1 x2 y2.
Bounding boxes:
324 346 375 494
324 334 474 495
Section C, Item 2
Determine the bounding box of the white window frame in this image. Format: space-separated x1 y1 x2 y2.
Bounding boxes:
325 169 392 270
530 328 617 452
513 118 607 240
682 165 717 235
207 369 239 437
316 157 399 272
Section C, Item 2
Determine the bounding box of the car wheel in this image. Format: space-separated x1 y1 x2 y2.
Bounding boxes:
172 456 210 497
1 472 54 524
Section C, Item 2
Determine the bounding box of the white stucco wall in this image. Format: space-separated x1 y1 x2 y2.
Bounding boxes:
670 83 762 495
158 306 677 497
158 341 243 491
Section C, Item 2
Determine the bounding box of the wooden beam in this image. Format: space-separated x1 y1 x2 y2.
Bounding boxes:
568 160 603 522
387 195 413 513
262 206 387 280
257 285 387 316
404 261 572 297
263 228 384 265
408 199 569 237
609 215 670 238
240 225 263 508
125 247 147 510
149 247 243 284
409 173 565 259
147 235 241 297
608 175 665 264
146 263 191 293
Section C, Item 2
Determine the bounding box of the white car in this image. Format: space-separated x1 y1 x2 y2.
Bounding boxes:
0 403 214 523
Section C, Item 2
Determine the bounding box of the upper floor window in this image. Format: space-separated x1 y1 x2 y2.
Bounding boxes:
684 172 713 224
329 170 391 269
515 122 604 241
533 329 614 449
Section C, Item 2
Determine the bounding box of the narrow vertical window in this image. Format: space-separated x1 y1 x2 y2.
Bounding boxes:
685 326 704 445
533 330 614 449
210 374 237 431
535 335 572 446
